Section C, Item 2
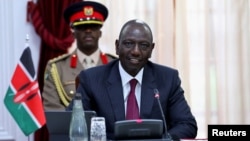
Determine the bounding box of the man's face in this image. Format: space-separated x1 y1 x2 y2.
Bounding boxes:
73 24 102 53
116 24 154 76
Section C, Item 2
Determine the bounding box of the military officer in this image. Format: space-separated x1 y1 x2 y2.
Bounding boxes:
42 1 117 110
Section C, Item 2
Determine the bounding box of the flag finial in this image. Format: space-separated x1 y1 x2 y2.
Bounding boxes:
25 34 30 47
26 34 29 42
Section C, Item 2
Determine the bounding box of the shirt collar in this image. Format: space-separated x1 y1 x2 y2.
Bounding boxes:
118 61 144 86
77 48 100 66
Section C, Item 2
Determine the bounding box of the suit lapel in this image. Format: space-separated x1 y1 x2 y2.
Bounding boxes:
105 62 157 120
140 64 157 118
106 61 126 121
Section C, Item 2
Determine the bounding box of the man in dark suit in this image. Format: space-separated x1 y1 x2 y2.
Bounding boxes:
68 19 197 140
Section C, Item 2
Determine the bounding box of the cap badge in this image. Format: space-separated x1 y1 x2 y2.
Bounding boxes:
83 7 93 16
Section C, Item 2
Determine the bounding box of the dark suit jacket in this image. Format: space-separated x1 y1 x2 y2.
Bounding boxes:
69 59 197 139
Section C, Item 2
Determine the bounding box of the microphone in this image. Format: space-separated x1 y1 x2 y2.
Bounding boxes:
154 89 179 141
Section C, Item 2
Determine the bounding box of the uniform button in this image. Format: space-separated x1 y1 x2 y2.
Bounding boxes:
70 90 74 95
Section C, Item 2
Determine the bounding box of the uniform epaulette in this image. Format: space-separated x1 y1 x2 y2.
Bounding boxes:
105 53 118 59
48 53 71 64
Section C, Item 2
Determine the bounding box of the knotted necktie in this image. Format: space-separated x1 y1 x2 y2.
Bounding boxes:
126 79 139 120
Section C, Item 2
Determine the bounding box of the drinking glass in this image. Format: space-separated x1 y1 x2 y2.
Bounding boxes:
90 117 106 141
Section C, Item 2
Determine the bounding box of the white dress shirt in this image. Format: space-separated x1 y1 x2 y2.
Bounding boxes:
118 61 144 115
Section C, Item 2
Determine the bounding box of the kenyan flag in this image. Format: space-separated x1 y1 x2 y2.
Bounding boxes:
4 47 46 136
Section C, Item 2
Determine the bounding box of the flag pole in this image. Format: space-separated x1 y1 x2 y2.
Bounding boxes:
26 34 30 141
26 34 31 141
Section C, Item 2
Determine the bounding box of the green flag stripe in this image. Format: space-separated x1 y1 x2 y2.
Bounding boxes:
4 86 39 136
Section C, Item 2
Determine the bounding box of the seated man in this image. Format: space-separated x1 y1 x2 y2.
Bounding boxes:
67 19 198 140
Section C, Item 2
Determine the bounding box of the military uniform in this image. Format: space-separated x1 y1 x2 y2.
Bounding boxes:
42 50 116 110
42 1 115 110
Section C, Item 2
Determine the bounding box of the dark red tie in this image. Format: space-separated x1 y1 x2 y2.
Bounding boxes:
126 79 139 120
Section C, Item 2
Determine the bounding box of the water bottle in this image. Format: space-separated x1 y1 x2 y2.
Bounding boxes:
69 93 88 141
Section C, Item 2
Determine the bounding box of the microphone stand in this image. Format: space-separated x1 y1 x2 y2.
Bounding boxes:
154 89 180 141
